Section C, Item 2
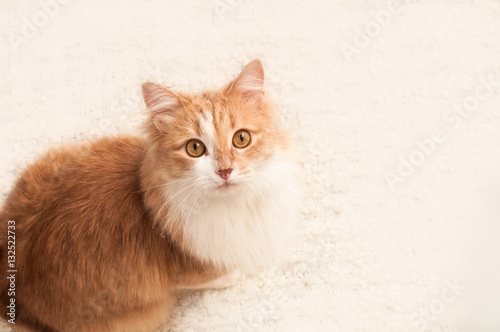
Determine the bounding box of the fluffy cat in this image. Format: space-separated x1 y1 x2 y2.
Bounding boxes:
0 60 300 331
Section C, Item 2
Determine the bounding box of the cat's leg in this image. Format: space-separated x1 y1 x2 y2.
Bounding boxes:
178 270 241 290
199 269 241 289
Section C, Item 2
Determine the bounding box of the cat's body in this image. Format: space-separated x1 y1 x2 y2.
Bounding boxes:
0 60 300 331
0 137 182 331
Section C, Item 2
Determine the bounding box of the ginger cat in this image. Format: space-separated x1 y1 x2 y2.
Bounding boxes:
0 60 300 331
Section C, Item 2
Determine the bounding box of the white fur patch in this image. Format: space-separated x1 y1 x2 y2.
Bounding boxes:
158 106 301 272
199 112 215 155
161 154 301 272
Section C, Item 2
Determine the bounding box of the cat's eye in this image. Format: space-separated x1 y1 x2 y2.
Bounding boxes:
233 130 251 149
186 139 206 157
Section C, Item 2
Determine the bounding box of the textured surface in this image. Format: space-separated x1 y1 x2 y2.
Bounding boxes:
1 0 500 331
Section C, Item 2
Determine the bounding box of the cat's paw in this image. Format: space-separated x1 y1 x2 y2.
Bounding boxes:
206 270 241 289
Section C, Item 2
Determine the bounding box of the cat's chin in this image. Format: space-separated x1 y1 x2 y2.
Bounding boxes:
217 181 237 189
209 181 241 196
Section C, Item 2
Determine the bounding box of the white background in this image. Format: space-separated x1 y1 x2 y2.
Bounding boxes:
1 0 500 331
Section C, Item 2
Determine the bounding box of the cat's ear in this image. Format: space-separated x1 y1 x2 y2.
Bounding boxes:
227 59 265 107
142 82 180 129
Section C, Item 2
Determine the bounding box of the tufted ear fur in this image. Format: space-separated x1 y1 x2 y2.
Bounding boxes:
142 82 180 129
227 59 265 107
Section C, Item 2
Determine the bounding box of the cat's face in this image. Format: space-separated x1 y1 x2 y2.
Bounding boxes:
142 60 289 198
142 61 299 269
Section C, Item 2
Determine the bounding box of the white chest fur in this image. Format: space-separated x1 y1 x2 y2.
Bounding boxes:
165 158 301 272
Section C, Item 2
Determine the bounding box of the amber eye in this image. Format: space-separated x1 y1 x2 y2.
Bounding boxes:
186 139 206 157
233 130 251 148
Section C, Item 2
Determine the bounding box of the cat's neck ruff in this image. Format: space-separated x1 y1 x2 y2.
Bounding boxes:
161 158 300 272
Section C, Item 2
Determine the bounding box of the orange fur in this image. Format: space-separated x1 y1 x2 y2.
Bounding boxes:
0 60 298 331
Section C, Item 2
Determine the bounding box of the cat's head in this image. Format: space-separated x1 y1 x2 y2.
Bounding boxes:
141 60 292 198
141 60 300 269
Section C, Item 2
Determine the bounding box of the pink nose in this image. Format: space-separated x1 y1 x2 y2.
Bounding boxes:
216 168 233 180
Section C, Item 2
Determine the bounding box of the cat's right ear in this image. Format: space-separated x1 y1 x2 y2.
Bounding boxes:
142 82 179 129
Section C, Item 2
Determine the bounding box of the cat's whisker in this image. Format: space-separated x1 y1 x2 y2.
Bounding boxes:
128 180 204 234
134 183 169 193
134 179 209 233
181 186 209 237
155 181 201 220
169 179 210 221
160 178 211 221
241 180 264 201
135 176 200 193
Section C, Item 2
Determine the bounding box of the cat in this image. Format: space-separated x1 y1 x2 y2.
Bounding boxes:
0 59 300 332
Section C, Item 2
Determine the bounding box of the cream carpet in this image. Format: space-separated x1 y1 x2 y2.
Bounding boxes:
1 0 500 331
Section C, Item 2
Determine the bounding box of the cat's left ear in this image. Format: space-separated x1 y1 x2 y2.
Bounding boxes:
142 82 180 129
227 59 265 107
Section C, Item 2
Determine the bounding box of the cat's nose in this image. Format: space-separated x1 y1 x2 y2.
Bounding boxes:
216 168 233 180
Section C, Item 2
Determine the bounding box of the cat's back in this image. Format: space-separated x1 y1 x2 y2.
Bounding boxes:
1 135 147 227
0 136 171 331
0 135 151 275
